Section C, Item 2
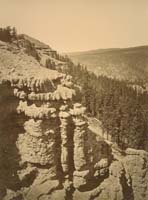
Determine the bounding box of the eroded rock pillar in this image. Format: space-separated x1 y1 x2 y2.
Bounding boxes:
72 103 87 171
59 105 71 174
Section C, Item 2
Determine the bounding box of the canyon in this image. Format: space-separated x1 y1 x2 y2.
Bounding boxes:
0 37 148 200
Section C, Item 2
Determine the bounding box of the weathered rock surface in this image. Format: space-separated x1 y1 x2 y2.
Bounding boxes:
88 149 148 200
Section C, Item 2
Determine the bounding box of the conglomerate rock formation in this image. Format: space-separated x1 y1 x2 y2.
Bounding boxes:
0 38 148 200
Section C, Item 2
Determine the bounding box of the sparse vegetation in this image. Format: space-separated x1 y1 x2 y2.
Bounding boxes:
23 39 40 61
45 58 56 69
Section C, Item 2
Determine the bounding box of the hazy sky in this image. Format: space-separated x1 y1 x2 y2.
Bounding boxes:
0 0 148 52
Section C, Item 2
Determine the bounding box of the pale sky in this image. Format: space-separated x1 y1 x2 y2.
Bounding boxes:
0 0 148 52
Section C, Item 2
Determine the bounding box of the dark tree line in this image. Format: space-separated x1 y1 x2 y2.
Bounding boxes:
61 60 148 151
0 26 17 42
51 52 71 63
23 39 40 61
45 58 56 69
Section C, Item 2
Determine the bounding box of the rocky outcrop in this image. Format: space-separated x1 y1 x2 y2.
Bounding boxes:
0 41 112 200
1 38 148 200
122 148 148 200
87 148 148 200
1 78 111 199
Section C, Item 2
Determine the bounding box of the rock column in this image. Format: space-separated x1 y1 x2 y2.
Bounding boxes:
72 103 87 171
59 105 70 174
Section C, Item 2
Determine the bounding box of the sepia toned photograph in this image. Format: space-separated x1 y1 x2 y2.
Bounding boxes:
0 0 148 199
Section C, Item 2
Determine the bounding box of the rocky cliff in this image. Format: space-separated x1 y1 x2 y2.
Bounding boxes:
0 38 148 200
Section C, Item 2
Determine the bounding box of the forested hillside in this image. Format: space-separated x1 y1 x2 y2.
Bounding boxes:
61 60 148 151
68 47 148 85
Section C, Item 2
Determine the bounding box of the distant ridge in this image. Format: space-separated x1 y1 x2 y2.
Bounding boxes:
68 45 148 55
68 45 148 83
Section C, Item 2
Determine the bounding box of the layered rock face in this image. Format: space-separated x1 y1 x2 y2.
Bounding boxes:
0 57 111 200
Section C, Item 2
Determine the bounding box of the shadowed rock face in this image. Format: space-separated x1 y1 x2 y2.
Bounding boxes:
0 39 148 200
